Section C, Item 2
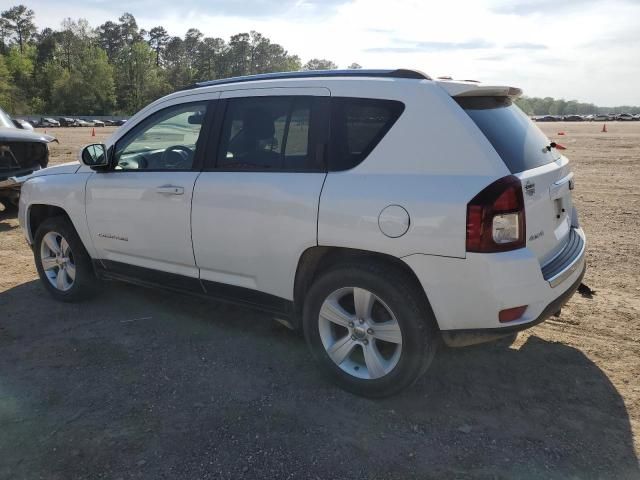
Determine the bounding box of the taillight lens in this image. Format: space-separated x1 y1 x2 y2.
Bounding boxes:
466 175 526 253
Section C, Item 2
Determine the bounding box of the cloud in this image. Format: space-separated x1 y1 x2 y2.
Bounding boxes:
580 28 640 48
366 39 493 53
31 0 350 24
478 54 509 61
366 27 394 34
505 42 547 50
490 0 599 15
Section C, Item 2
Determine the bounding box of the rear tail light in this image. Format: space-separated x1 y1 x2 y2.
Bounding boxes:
466 175 526 253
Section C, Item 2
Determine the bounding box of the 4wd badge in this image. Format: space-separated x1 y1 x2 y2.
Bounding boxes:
525 181 536 197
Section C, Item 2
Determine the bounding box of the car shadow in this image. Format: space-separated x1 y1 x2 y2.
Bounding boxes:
0 280 637 479
0 218 17 232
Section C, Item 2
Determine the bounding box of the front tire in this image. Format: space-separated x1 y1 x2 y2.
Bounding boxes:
303 262 437 398
34 216 100 302
0 198 18 214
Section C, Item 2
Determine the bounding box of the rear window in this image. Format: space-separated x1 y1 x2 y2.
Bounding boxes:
456 96 559 173
329 98 404 171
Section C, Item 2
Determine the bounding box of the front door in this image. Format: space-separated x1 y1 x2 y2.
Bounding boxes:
86 101 211 284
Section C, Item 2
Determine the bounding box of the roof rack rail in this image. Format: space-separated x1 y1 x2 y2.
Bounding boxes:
186 69 431 90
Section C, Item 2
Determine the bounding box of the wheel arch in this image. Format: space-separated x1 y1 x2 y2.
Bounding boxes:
293 246 439 331
27 204 74 244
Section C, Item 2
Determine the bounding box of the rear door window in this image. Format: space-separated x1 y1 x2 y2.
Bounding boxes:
329 98 405 171
217 96 316 171
456 96 559 174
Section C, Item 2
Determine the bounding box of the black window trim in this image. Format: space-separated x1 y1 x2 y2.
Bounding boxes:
105 100 216 173
328 97 405 172
203 95 328 173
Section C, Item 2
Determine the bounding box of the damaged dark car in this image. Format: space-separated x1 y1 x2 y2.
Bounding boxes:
0 106 57 213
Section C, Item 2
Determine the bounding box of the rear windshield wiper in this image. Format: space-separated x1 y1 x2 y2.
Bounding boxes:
544 142 566 152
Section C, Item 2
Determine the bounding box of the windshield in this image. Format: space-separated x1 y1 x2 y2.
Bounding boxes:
0 107 15 129
456 96 559 173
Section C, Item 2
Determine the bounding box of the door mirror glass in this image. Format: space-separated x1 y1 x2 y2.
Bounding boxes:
81 144 108 167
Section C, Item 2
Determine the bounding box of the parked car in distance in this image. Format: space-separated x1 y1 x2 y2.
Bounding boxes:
38 117 60 128
58 117 78 127
103 119 116 126
616 113 634 121
0 106 56 212
591 114 609 121
563 115 583 122
92 120 105 127
113 119 127 126
12 118 34 130
17 70 587 397
76 119 92 127
534 115 557 122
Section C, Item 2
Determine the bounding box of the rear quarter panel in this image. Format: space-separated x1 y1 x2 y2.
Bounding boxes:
318 79 510 259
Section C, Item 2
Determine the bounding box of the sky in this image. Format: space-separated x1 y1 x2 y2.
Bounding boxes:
19 0 640 105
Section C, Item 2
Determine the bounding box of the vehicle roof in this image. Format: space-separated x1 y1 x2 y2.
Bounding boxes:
183 69 521 98
187 69 431 89
139 69 523 125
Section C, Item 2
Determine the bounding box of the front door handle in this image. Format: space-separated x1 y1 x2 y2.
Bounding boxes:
156 185 184 195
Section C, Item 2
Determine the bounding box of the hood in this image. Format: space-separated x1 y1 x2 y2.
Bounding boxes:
3 161 81 188
26 161 81 179
0 127 57 143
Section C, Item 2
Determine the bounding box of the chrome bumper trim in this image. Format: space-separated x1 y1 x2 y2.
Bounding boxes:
541 228 586 288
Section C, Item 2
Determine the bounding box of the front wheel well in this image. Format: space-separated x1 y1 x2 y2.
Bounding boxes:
293 246 436 330
28 204 71 242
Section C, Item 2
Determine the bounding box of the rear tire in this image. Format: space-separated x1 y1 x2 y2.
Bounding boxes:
303 262 437 398
34 216 100 302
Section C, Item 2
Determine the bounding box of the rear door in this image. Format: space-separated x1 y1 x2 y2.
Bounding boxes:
456 96 575 265
191 87 329 303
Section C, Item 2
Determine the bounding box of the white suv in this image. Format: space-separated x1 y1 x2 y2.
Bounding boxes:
18 69 586 397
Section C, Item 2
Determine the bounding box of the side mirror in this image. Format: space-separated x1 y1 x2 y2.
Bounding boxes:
188 112 205 125
80 144 109 168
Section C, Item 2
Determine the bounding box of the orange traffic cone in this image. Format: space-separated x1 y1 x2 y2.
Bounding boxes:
91 127 96 137
602 123 607 133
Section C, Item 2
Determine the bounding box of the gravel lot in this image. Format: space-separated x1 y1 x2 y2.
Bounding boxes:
1 124 639 479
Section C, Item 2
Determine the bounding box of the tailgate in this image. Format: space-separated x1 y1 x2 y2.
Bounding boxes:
517 156 575 264
455 95 575 265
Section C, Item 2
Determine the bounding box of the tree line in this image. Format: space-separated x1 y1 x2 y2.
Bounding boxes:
0 4 637 117
0 5 353 116
515 96 640 116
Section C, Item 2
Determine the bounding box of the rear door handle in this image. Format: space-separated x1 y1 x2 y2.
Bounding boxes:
156 185 184 195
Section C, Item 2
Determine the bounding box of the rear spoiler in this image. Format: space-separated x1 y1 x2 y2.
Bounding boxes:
436 80 523 98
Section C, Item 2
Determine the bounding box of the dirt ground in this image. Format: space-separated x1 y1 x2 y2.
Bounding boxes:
0 123 639 479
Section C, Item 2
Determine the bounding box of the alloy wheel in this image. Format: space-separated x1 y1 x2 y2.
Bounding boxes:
40 231 76 292
318 287 403 380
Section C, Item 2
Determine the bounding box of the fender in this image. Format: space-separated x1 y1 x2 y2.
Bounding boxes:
19 172 96 258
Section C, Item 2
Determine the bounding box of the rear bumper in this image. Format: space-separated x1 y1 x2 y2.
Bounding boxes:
402 227 587 337
440 262 585 347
